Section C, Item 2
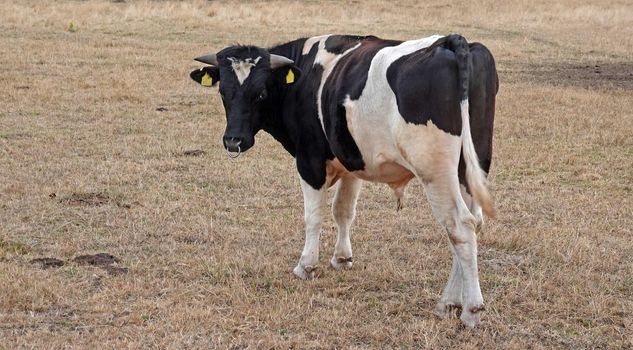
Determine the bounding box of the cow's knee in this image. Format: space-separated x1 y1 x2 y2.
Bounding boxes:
447 213 477 245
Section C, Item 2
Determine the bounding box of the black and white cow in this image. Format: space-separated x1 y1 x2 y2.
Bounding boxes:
190 34 498 327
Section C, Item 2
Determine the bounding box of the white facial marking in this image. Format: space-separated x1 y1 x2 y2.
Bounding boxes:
228 56 262 85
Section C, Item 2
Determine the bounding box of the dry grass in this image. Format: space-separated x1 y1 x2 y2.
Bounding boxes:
1 0 632 348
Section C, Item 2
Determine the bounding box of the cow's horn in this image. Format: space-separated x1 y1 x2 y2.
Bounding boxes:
194 53 218 66
270 54 294 69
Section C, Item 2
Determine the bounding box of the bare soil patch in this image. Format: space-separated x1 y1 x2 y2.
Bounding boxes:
57 192 131 209
29 254 128 275
73 253 120 266
503 61 633 90
29 258 65 268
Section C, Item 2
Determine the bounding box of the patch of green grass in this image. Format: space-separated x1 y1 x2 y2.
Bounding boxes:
0 238 30 258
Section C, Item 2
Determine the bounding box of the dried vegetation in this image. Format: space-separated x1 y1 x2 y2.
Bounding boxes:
0 0 632 348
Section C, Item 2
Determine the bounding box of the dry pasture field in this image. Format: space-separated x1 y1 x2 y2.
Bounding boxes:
1 0 632 348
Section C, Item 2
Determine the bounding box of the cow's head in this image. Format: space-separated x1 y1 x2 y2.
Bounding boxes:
190 46 301 156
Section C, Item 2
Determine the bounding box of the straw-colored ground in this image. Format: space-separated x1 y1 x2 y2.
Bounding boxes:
1 0 632 348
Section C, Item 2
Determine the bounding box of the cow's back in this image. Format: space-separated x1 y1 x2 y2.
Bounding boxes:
321 35 460 180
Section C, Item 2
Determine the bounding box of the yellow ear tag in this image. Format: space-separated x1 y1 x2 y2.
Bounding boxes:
285 69 295 84
201 72 213 87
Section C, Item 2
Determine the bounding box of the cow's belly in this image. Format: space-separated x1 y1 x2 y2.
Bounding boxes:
326 155 414 188
350 149 412 183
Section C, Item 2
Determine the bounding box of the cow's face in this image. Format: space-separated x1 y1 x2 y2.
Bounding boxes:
190 46 301 156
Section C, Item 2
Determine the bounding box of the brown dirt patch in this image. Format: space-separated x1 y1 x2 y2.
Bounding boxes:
58 192 131 208
502 62 633 90
73 253 129 275
30 258 65 268
28 254 128 274
73 253 120 266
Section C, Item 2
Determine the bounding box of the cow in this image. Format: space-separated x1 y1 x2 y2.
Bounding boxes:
190 34 498 328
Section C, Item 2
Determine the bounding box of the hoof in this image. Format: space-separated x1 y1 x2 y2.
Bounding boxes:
293 264 318 280
434 302 462 319
460 304 485 328
330 256 353 270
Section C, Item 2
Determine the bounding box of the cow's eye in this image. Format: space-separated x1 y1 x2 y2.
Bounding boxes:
256 89 267 101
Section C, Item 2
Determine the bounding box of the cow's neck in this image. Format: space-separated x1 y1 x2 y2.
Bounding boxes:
259 38 312 158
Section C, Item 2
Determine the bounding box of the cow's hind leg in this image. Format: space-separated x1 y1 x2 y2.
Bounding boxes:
434 244 463 318
330 176 362 270
293 178 327 280
424 178 485 328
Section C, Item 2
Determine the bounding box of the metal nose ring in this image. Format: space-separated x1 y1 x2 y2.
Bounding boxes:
226 144 241 159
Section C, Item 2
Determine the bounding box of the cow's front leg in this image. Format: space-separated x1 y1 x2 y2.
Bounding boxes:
293 178 327 280
331 176 362 270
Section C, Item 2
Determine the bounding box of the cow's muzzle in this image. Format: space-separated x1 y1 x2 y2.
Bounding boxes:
224 137 242 159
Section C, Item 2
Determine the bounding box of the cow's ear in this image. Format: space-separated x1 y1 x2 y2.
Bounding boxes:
273 65 302 86
190 66 219 87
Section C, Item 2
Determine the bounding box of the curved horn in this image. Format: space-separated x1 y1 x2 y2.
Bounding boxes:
194 53 218 66
270 54 294 69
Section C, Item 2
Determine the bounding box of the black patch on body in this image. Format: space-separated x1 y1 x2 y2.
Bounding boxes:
386 36 462 136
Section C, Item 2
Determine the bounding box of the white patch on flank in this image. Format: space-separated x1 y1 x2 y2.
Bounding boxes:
340 35 445 182
228 56 262 85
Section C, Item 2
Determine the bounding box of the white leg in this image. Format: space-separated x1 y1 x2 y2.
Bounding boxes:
425 179 484 328
460 185 484 232
330 176 362 270
293 178 327 280
435 244 463 318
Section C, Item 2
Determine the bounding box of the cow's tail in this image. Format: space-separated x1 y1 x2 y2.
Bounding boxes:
448 35 495 218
